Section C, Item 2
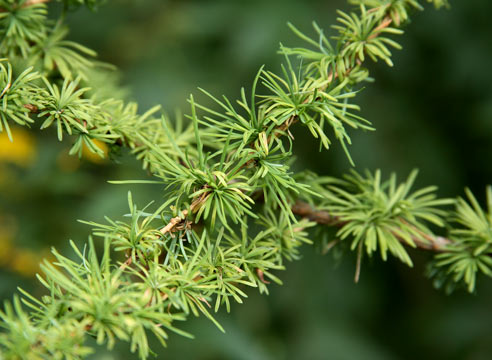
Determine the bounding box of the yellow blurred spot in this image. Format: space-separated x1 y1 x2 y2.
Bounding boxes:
0 127 36 167
0 214 52 277
10 249 41 277
82 139 108 164
58 139 109 171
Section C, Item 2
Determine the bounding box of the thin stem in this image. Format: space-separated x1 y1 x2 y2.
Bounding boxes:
368 16 393 40
355 241 363 282
291 200 453 252
159 210 189 235
23 0 51 6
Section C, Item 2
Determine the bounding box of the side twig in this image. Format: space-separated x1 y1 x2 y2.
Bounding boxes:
291 200 453 252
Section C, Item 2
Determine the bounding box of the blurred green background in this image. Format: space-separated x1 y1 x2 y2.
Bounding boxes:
1 0 492 359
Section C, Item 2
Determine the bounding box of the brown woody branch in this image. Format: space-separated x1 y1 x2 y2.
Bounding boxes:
23 0 51 7
291 200 453 252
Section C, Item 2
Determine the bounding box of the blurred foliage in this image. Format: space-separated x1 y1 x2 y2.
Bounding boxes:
1 0 492 359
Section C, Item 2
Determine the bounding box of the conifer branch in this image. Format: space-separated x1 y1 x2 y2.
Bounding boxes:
163 5 405 227
6 0 492 358
291 200 453 251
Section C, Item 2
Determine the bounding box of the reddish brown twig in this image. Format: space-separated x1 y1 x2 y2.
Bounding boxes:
23 0 51 7
159 210 190 235
368 16 393 40
291 200 453 252
291 200 343 226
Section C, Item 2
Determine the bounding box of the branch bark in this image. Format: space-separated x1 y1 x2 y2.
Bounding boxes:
291 200 453 252
23 0 51 7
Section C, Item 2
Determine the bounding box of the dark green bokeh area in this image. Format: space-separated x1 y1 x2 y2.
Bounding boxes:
2 0 492 359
